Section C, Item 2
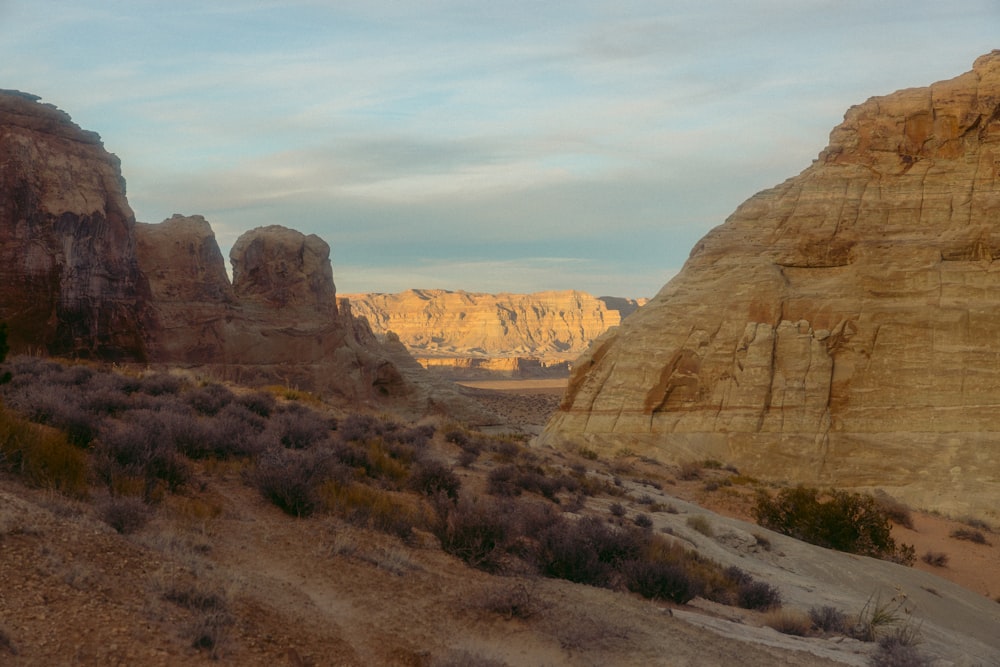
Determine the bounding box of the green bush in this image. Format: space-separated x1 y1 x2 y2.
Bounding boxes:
753 486 914 564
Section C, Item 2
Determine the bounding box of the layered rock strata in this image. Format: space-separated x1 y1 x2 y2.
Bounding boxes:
541 52 1000 519
0 91 448 408
343 289 644 360
0 90 151 359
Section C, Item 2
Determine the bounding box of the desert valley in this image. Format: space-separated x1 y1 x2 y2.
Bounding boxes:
2 52 1000 667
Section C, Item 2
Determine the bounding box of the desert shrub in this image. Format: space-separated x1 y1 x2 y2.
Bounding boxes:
950 528 989 545
737 579 782 611
409 460 461 500
634 513 653 529
487 464 566 500
762 609 812 636
81 386 133 418
873 493 913 530
138 372 185 396
870 627 932 667
94 411 190 495
921 551 948 567
99 495 150 534
492 440 520 462
609 502 626 518
753 486 914 564
443 428 469 447
809 605 850 634
236 390 276 417
851 593 909 643
457 449 478 468
320 480 421 539
686 515 713 537
0 406 88 497
475 580 543 620
433 497 520 573
677 461 701 481
622 557 697 603
196 403 268 458
266 405 331 450
534 516 644 587
165 584 232 659
185 383 233 416
339 413 389 442
386 423 435 449
250 448 335 517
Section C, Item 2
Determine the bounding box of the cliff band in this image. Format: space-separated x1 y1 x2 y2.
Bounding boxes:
541 52 1000 519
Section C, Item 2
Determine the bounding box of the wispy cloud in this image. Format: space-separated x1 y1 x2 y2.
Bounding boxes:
1 0 997 298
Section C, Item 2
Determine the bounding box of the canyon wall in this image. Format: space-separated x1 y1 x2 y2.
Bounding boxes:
0 90 152 360
342 289 645 376
0 91 453 409
541 52 1000 519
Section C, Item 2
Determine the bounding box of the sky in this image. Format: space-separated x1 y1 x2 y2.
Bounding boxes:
0 2 996 298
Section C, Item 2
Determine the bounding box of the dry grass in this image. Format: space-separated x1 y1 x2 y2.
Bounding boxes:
762 609 812 636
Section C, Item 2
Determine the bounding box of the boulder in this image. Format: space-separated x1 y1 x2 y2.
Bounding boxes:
541 51 1000 520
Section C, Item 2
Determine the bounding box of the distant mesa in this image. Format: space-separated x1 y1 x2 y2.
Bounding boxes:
541 51 1000 520
341 289 647 379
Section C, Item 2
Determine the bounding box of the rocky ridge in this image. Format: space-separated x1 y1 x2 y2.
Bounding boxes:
342 289 645 377
0 90 152 359
0 91 467 411
541 51 1000 521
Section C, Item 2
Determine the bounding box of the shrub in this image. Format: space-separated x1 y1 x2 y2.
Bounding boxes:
622 557 697 603
94 411 190 495
185 383 233 416
609 502 626 518
874 493 913 530
870 628 932 667
950 528 990 545
443 428 469 448
0 406 88 497
433 497 519 573
99 496 150 534
677 461 701 481
138 372 185 396
921 551 948 567
236 390 276 417
409 460 461 500
762 609 812 636
250 448 334 517
266 406 331 450
534 516 644 587
753 486 913 564
339 413 389 442
809 605 850 634
634 513 653 529
686 515 713 537
320 480 421 539
737 579 782 611
476 580 543 620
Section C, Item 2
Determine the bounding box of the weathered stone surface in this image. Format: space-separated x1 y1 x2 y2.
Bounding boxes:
343 289 644 360
0 90 151 359
541 52 1000 520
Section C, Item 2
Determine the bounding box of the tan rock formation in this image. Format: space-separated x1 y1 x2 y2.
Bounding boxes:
0 90 152 359
541 51 1000 520
342 289 644 360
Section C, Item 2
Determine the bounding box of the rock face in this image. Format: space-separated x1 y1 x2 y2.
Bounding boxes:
0 91 458 409
541 52 1000 520
343 289 644 362
0 90 151 359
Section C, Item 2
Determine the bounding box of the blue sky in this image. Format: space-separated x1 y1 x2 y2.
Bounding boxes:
1 1 996 297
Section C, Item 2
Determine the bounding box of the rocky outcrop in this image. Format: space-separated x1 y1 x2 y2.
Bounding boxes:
541 52 1000 520
342 289 645 361
0 90 151 359
0 91 477 412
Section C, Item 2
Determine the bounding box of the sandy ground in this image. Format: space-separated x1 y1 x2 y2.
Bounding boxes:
1 376 998 665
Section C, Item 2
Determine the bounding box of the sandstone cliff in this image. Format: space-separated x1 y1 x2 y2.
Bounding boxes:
0 91 475 412
342 289 644 367
0 90 151 359
541 52 1000 520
